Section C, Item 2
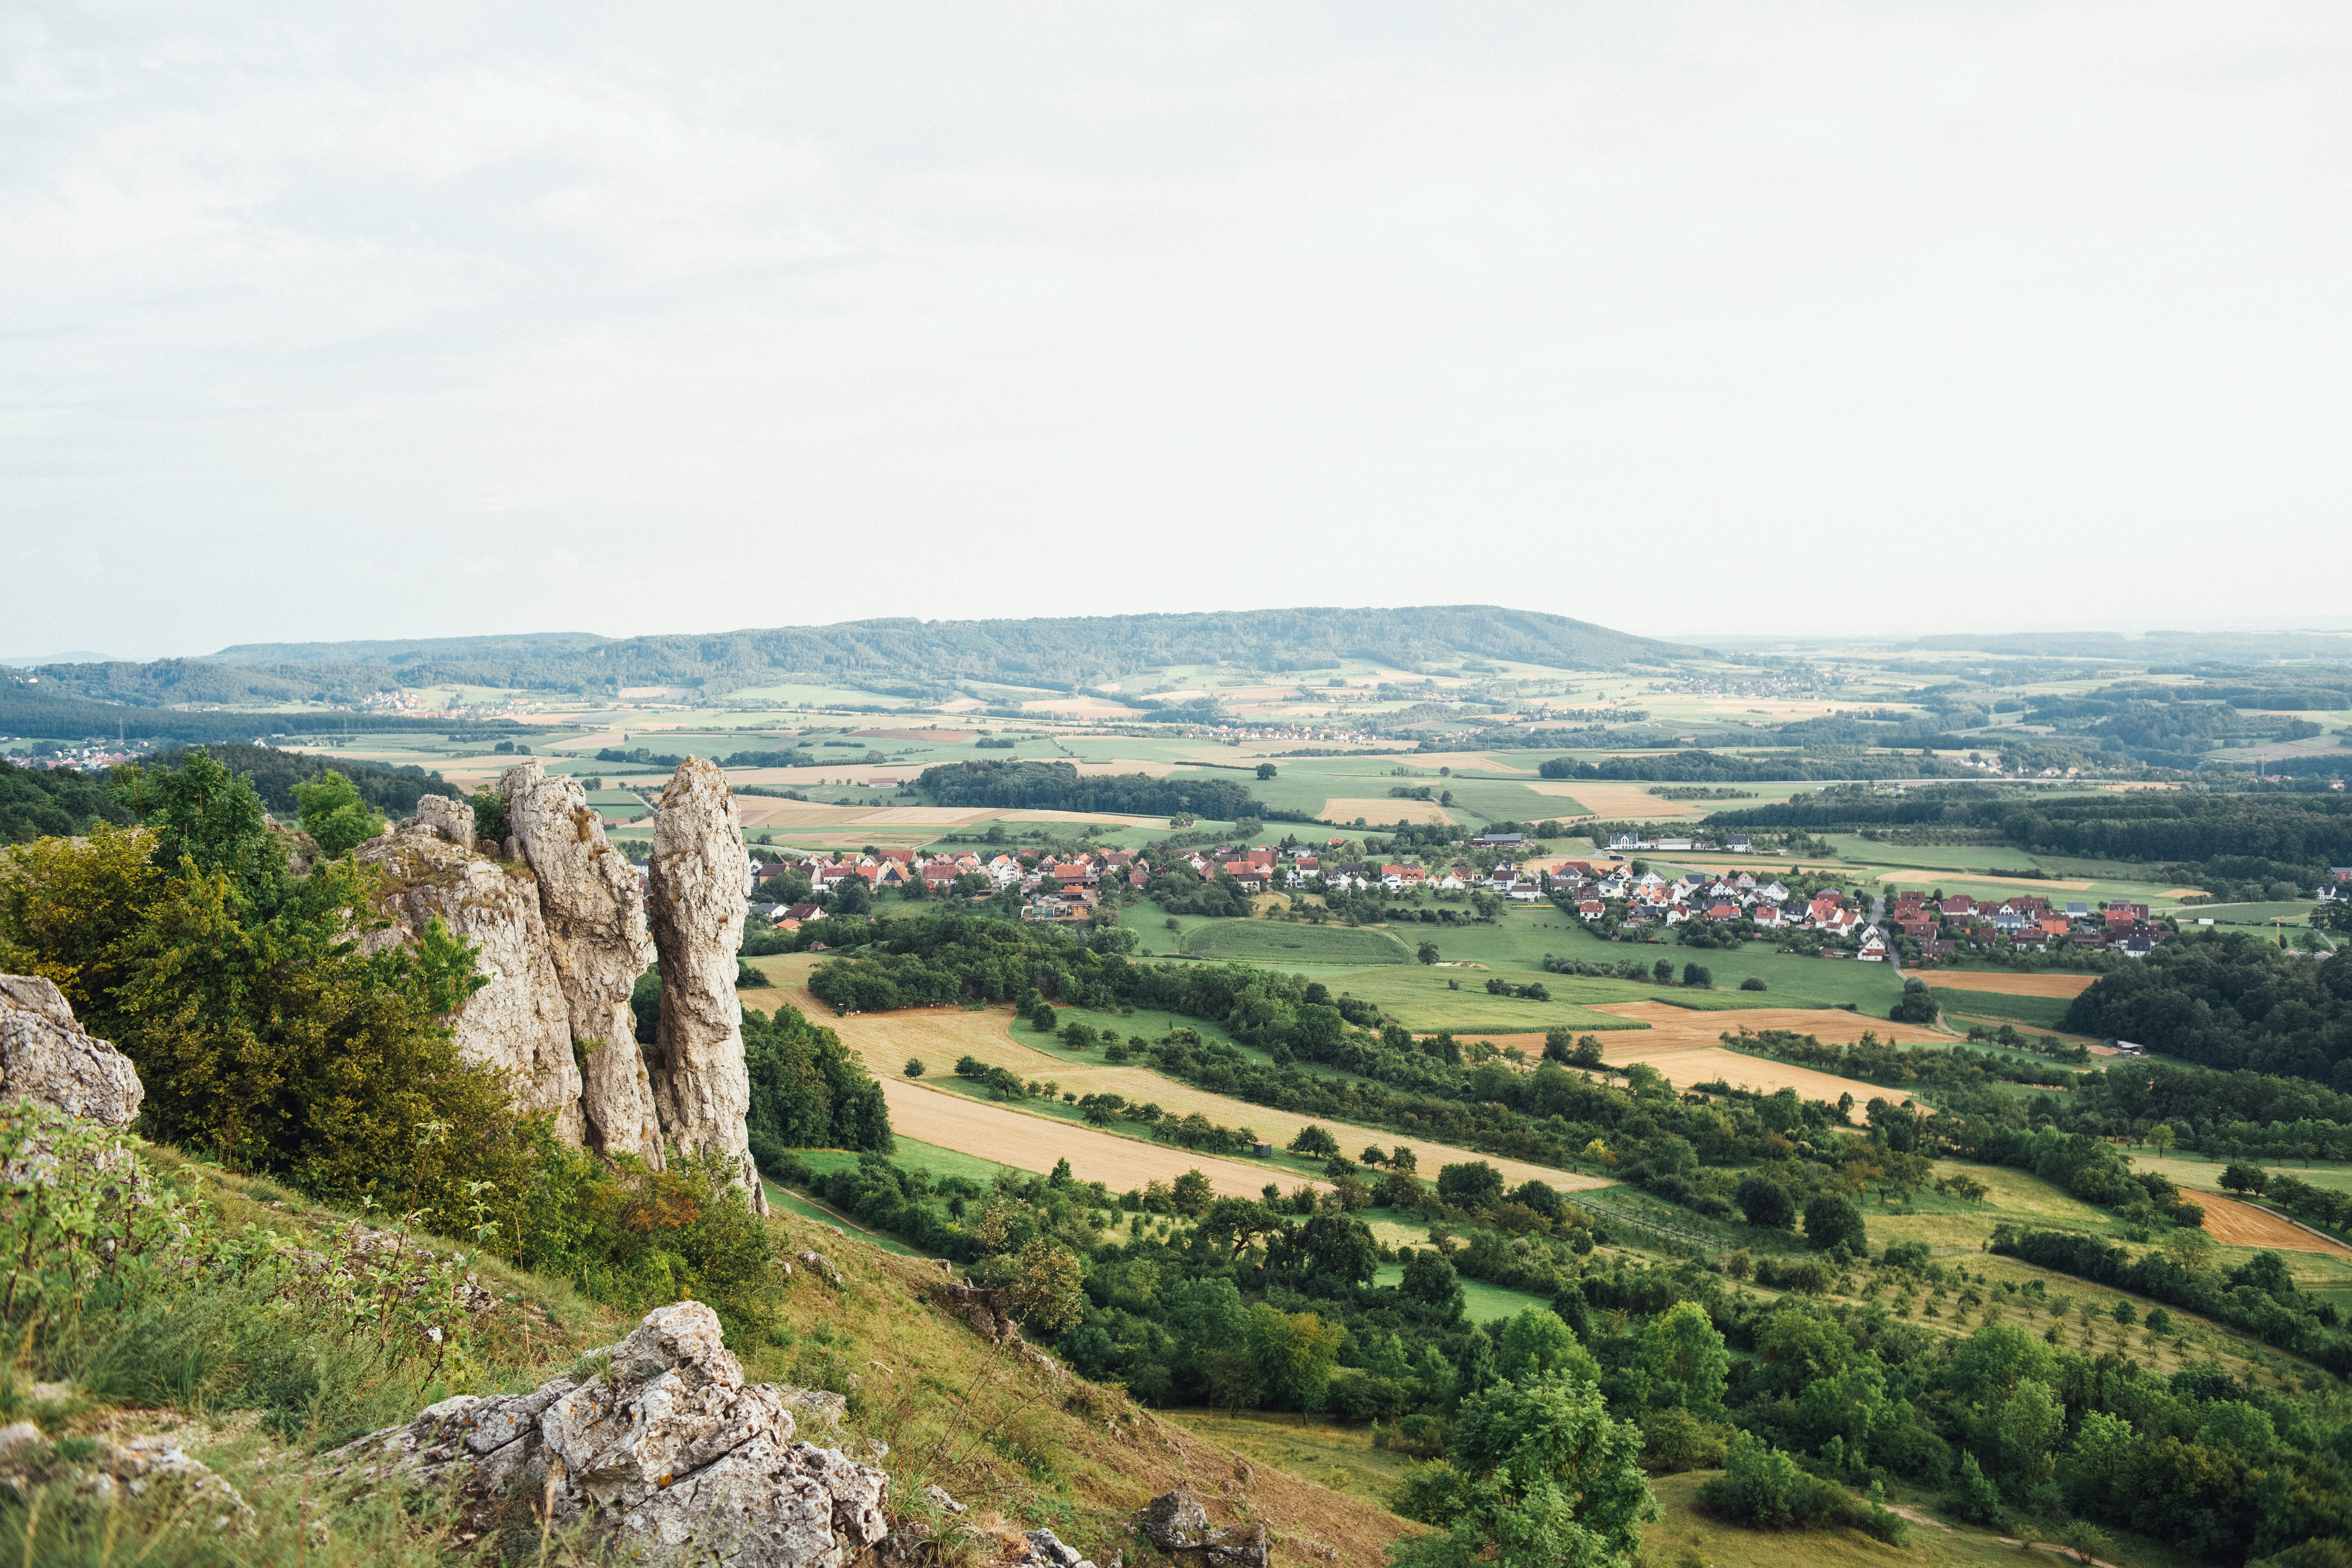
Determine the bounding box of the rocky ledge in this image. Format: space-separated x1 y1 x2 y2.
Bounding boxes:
322 1301 886 1568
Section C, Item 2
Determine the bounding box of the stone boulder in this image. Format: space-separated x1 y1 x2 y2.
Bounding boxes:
935 1281 1022 1346
646 759 764 1209
0 974 143 1127
360 820 584 1139
0 1421 252 1532
1137 1491 1270 1568
323 1302 886 1568
501 762 664 1165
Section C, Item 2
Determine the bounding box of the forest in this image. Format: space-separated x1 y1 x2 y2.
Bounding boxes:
916 759 1261 820
2060 931 2352 1089
11 605 1686 706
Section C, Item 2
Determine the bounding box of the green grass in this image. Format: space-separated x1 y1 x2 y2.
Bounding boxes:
1929 989 2074 1030
1162 1410 1414 1509
2183 900 2322 925
1181 922 1413 965
1372 1266 1552 1323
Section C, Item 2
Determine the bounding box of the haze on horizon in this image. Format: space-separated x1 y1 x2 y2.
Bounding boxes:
4 1 2348 661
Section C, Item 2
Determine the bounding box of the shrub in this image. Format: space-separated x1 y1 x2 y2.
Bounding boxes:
1752 1255 1835 1293
1640 1407 1729 1472
1890 977 1939 1024
1699 1430 1904 1541
1736 1173 1795 1229
1804 1192 1868 1254
1740 976 1767 991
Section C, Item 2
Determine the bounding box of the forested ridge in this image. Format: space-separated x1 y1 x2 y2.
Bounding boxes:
13 605 1688 708
915 759 1262 820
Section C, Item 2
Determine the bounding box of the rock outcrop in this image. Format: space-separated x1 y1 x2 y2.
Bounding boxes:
0 1420 252 1532
1137 1491 1271 1568
0 974 144 1127
646 759 764 1210
501 762 664 1166
323 1302 885 1568
359 815 585 1139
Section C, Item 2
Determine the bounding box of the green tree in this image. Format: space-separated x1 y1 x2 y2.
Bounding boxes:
1497 1307 1600 1384
1391 1374 1656 1568
1245 1303 1346 1411
1681 962 1711 988
292 768 385 857
1736 1173 1795 1229
1417 941 1440 965
1171 1168 1214 1216
2146 1122 2176 1154
2221 1161 2267 1195
830 874 872 917
1704 1429 1804 1525
1003 1238 1085 1331
1256 763 1278 780
1289 1124 1340 1157
1804 1192 1868 1255
1400 1250 1466 1317
1636 1301 1728 1414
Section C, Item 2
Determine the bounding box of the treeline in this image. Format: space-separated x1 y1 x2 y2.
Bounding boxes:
0 686 523 746
2073 1060 2352 1160
23 606 1684 706
2061 931 2352 1087
1709 786 2352 890
1538 750 1973 783
917 759 1260 820
1992 1225 2352 1374
146 744 448 819
0 759 133 844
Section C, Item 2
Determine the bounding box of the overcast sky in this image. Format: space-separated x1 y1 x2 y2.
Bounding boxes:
4 2 2348 659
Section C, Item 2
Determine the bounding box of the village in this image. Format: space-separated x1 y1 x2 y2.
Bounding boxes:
737 831 2176 967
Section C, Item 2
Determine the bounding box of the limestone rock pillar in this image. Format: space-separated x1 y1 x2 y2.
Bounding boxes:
645 758 765 1211
501 762 663 1167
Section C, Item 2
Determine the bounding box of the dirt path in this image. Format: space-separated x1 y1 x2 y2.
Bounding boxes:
2187 1191 2352 1257
784 987 1615 1196
1916 972 2097 999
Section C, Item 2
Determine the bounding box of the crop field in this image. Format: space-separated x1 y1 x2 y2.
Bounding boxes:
1524 781 1709 819
1928 989 2076 1031
779 982 1617 1196
875 1076 1294 1199
1588 1002 1944 1100
1916 972 2097 998
1319 796 1454 825
1179 922 1412 965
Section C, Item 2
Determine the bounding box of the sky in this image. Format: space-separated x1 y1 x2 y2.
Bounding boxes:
4 1 2349 660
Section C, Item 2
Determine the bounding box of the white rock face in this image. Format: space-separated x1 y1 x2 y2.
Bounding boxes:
0 974 144 1127
647 758 764 1210
323 1302 886 1568
502 761 664 1166
359 817 585 1140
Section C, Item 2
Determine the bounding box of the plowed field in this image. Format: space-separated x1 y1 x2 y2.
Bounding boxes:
2193 1192 2352 1256
1916 973 2097 999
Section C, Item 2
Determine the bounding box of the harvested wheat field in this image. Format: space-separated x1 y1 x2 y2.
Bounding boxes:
730 799 1163 829
1584 1002 1949 1102
878 1079 1306 1200
1525 782 1708 819
1916 972 2098 999
1321 797 1454 825
2192 1192 2352 1256
783 987 1612 1197
1871 868 2095 892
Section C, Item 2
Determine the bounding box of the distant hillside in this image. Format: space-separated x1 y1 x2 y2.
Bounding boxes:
20 606 1693 710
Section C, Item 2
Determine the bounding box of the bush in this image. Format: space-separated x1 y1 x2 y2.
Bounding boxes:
1699 1431 1904 1541
1804 1192 1868 1254
1640 1407 1729 1472
1740 976 1767 991
1890 978 1940 1024
1752 1255 1835 1293
1736 1173 1795 1229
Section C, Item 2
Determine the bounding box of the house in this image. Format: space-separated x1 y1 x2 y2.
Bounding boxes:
1759 881 1788 902
1938 895 1976 919
2065 902 2090 920
1470 831 1525 848
1608 833 1641 852
1857 926 1888 962
1577 899 1606 920
1652 838 1694 852
1808 892 1845 923
2111 1040 2147 1057
2039 916 2071 939
1920 939 1956 959
1753 904 1784 929
1706 902 1739 920
1726 835 1753 854
1898 918 1937 940
1508 879 1546 902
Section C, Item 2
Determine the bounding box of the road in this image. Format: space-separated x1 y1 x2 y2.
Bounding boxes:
1870 892 1900 972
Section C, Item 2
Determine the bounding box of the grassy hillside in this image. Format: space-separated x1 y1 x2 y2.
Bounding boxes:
13 1139 1413 1568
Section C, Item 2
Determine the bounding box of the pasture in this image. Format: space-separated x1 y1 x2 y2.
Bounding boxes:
1179 922 1412 965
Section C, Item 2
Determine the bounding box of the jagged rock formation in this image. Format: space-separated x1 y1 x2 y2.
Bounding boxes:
0 974 144 1127
500 761 664 1165
646 758 764 1210
1138 1491 1272 1568
358 819 585 1139
322 1302 886 1568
